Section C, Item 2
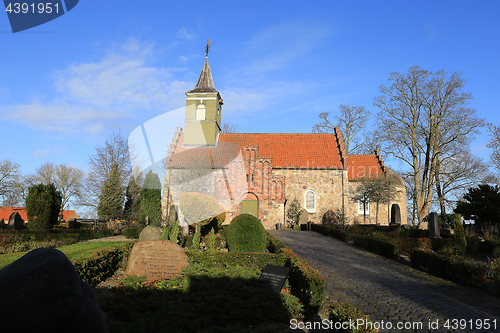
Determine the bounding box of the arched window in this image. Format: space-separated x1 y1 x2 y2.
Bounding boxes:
196 104 206 120
304 190 316 213
358 200 370 215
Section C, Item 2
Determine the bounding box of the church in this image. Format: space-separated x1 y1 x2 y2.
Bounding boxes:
161 51 407 230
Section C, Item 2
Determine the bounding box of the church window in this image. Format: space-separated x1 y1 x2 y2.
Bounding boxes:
358 200 370 215
304 190 316 213
196 104 206 120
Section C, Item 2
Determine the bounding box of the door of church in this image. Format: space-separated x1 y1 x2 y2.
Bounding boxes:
240 200 258 218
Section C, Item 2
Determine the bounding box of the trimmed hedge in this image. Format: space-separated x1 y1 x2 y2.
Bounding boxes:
410 250 485 286
186 249 325 314
122 227 144 239
353 237 400 259
281 248 325 313
266 231 286 253
329 303 377 333
73 242 134 287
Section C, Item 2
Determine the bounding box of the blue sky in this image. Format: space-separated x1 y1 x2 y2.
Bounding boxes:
1 0 499 182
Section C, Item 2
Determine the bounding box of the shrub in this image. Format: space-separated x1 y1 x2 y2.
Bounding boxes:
329 303 377 333
191 225 201 250
353 237 400 259
410 250 485 286
169 219 180 243
73 242 134 286
281 248 325 313
0 219 5 229
207 228 216 251
26 183 62 230
122 227 144 239
452 216 467 256
266 231 286 253
390 237 432 252
226 214 267 253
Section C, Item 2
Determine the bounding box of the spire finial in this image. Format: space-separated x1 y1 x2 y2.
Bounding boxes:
205 38 211 57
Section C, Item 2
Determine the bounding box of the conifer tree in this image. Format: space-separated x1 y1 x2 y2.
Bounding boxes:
97 163 125 221
140 170 162 226
26 183 62 230
123 176 141 222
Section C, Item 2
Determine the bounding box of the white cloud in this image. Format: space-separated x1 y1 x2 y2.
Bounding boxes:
34 148 50 157
177 27 195 41
2 38 193 133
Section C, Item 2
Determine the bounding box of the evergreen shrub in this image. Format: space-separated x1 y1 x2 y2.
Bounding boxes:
410 250 485 286
329 303 377 333
353 237 400 259
73 242 134 287
226 214 266 253
122 227 144 239
26 184 62 230
452 217 467 256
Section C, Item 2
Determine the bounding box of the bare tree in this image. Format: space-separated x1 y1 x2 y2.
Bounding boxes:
487 123 500 176
221 123 238 134
0 159 21 205
31 162 85 212
374 66 485 228
312 105 371 154
434 148 494 217
84 132 133 209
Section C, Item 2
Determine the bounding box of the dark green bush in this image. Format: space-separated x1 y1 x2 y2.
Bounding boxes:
329 303 377 333
73 242 134 286
122 227 144 239
353 237 400 259
266 231 286 253
410 250 485 286
186 248 325 314
226 214 266 253
281 248 325 313
26 184 62 230
390 237 432 252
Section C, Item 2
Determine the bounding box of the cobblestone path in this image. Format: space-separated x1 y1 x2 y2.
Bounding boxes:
270 230 500 333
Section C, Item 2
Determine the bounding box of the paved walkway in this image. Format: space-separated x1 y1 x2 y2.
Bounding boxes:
270 230 500 333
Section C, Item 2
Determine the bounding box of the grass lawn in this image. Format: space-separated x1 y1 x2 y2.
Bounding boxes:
0 241 134 269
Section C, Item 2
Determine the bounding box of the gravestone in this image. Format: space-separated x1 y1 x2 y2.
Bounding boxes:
259 264 290 293
0 248 108 333
299 209 309 226
7 212 24 230
428 212 441 238
125 240 189 282
138 225 163 242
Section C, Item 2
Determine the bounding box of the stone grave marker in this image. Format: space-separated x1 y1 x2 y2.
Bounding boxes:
428 212 441 238
7 212 24 230
125 240 189 282
299 208 309 228
259 264 290 293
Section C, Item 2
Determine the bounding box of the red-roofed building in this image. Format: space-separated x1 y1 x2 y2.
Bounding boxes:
0 207 79 225
162 55 406 229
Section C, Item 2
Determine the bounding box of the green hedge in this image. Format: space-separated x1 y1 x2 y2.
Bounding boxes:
122 227 144 239
329 303 377 333
266 231 286 253
186 249 325 314
73 242 134 287
353 237 400 259
410 250 485 286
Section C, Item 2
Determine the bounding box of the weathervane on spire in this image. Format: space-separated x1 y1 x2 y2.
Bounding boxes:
205 38 211 57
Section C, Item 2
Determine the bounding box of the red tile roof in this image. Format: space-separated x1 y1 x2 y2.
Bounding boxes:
346 155 384 180
0 207 78 223
0 207 28 222
220 133 343 169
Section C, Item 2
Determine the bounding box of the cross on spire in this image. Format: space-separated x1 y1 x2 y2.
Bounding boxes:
205 38 211 57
